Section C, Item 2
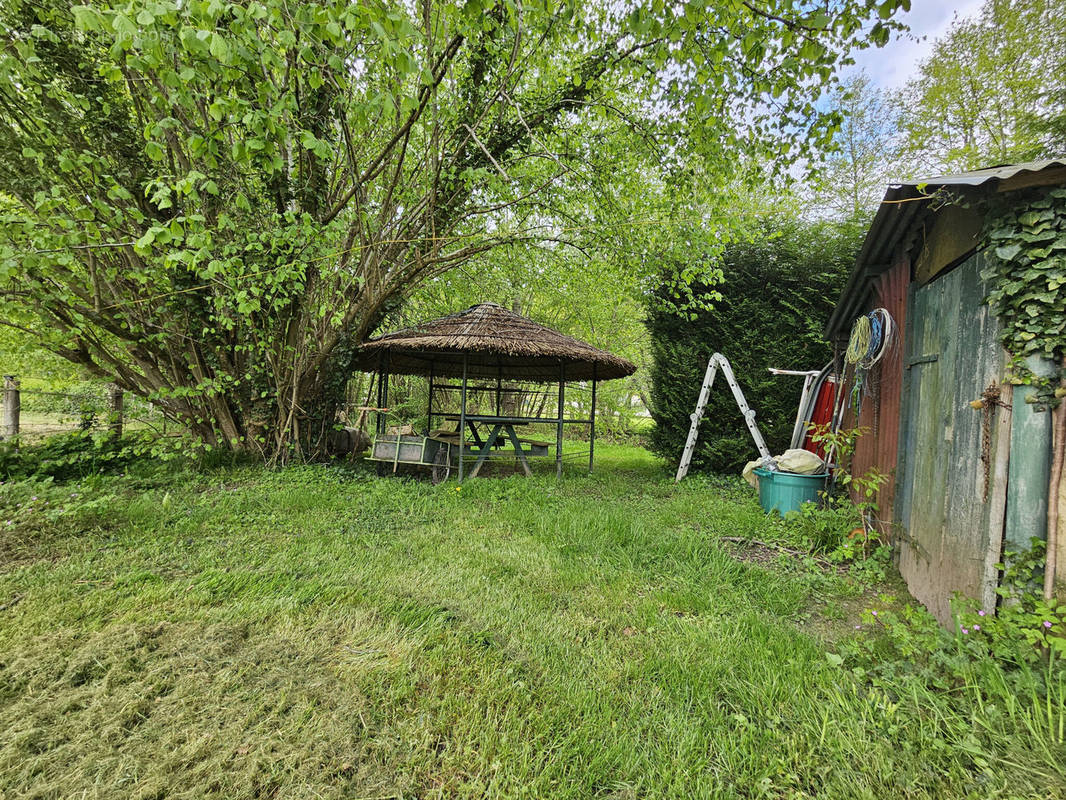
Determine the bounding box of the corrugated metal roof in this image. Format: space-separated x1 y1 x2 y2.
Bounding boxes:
898 158 1066 188
824 158 1066 339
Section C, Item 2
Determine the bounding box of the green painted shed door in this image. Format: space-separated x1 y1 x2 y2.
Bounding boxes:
896 254 1005 624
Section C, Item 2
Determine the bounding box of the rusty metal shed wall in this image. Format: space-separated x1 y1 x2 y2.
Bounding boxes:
843 257 909 529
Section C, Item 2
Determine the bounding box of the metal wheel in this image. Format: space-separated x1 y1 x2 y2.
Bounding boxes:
431 445 451 484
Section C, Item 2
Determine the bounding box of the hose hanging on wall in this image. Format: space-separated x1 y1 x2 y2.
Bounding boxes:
845 308 896 412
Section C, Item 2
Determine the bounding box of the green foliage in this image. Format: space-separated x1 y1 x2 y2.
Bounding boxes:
0 0 905 461
980 186 1066 402
783 425 891 581
17 380 103 418
830 540 1066 787
0 430 190 481
809 72 899 223
982 539 1066 657
895 0 1066 173
0 327 84 395
810 423 889 508
1032 82 1066 156
646 219 860 473
843 558 1064 711
787 494 862 552
396 223 654 437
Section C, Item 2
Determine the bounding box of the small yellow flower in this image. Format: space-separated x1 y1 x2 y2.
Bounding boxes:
455 486 462 493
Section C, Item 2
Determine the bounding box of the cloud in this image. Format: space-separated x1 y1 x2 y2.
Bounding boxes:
847 0 986 90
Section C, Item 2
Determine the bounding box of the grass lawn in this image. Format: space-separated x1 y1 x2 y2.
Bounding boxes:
15 412 86 442
0 444 1062 799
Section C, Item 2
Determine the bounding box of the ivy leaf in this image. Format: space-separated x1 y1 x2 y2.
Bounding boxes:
1018 210 1052 226
994 243 1023 261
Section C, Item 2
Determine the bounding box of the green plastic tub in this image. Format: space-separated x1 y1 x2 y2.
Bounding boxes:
753 468 829 515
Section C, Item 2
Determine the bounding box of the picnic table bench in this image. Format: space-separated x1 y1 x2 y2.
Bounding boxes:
441 414 552 477
368 415 553 481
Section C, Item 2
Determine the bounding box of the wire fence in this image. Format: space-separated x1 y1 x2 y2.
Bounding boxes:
1 374 650 450
1 376 174 443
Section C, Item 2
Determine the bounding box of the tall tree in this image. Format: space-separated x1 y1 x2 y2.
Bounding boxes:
0 0 906 460
810 72 899 223
896 0 1066 174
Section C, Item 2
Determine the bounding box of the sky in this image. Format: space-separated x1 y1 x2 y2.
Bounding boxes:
848 0 986 90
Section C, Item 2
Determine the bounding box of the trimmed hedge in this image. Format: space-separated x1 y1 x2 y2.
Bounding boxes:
647 220 860 474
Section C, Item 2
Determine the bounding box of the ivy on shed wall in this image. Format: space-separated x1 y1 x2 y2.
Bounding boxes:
980 186 1066 405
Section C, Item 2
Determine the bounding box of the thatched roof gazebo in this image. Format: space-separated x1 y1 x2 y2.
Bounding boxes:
354 302 635 380
353 303 636 479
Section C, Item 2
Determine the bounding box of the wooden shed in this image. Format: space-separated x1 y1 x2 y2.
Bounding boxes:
824 159 1066 623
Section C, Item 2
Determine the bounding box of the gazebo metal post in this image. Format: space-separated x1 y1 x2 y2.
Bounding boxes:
380 354 390 434
589 365 597 474
374 368 381 434
374 364 385 435
458 355 468 481
556 361 565 478
495 365 502 417
426 364 434 436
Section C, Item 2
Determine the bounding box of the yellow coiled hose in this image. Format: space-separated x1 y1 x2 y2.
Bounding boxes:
845 314 872 365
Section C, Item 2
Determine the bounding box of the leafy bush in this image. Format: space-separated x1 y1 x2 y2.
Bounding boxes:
787 493 864 550
833 541 1066 783
646 219 860 473
980 186 1066 399
782 425 892 580
0 430 189 482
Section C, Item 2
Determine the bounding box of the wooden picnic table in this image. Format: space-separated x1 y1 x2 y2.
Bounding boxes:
440 414 549 478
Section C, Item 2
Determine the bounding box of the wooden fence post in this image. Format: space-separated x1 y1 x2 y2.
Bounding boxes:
107 383 124 436
2 376 19 439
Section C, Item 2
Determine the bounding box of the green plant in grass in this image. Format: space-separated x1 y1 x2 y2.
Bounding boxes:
787 494 862 553
956 540 1066 660
839 540 1066 776
0 429 192 482
784 424 891 578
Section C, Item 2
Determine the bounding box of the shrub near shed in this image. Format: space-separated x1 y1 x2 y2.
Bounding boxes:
646 220 860 473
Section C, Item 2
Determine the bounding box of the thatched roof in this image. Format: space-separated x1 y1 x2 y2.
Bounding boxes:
353 303 636 382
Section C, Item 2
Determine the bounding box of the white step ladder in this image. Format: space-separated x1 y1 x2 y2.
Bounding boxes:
675 353 772 482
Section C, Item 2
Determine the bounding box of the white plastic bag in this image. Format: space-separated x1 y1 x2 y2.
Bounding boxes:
742 459 761 487
775 448 824 475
